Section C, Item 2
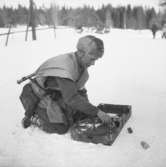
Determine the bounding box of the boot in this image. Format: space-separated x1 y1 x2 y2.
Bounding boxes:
22 115 43 129
30 114 43 128
22 116 31 128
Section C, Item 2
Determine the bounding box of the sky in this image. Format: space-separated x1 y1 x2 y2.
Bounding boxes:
0 0 160 9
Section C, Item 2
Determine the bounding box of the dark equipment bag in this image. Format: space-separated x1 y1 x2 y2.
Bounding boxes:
70 103 132 146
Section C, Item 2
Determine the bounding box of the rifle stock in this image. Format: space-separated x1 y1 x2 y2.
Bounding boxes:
17 73 35 84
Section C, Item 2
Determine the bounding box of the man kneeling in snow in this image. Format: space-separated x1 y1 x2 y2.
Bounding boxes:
20 35 113 135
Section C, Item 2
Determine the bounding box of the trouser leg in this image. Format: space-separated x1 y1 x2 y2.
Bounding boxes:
35 107 69 134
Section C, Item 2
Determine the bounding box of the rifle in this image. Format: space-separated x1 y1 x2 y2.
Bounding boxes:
17 72 36 84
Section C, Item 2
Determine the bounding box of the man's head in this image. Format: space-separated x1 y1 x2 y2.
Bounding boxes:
76 35 104 68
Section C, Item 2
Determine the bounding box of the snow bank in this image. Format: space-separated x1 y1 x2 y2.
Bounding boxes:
0 27 166 167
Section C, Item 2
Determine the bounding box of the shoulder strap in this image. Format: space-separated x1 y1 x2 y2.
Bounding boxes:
30 79 46 99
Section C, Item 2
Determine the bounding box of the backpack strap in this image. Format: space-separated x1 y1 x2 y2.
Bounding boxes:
30 79 46 99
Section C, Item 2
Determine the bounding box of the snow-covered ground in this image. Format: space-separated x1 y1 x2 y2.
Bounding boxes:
0 26 166 167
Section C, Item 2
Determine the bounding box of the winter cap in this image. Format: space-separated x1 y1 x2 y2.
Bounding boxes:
77 35 104 58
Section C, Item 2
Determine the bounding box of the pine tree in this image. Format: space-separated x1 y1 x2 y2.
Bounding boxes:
105 7 113 28
0 10 5 27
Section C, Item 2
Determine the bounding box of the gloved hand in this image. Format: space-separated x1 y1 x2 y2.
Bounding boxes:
97 110 112 124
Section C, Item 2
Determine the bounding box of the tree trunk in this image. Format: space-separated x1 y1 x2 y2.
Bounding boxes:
30 0 36 40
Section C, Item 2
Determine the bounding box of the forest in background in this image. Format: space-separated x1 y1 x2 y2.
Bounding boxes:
0 3 165 30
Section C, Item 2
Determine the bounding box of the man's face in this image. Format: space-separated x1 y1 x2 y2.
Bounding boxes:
80 53 100 68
